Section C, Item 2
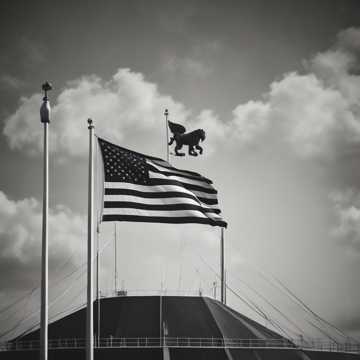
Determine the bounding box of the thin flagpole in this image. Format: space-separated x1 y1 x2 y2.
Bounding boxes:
96 139 101 345
96 225 100 344
224 269 227 305
160 291 162 347
164 109 169 163
87 119 95 360
220 227 225 304
114 223 117 294
40 82 52 360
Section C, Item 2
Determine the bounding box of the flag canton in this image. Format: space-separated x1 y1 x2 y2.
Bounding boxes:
99 139 149 184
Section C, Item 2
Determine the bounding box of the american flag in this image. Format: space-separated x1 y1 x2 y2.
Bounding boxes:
98 137 227 227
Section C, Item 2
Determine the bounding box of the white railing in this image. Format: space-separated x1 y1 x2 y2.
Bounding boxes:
98 289 214 298
1 337 359 354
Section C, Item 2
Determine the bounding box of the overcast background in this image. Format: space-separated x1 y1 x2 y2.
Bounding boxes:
1 0 360 342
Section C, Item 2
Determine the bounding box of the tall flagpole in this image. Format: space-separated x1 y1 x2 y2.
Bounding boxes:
224 269 227 305
95 139 101 345
220 227 225 304
96 224 100 344
40 81 52 360
87 119 95 360
159 109 170 347
164 109 169 163
114 223 118 294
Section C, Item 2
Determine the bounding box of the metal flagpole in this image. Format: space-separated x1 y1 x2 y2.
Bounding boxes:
95 136 101 345
164 109 169 163
96 225 100 344
87 119 95 360
220 227 225 304
224 269 227 305
159 292 163 347
40 81 52 360
114 223 118 294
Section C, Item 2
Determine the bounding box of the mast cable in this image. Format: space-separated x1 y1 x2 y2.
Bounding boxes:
194 250 291 338
228 272 309 338
249 263 357 342
270 274 356 342
1 236 113 341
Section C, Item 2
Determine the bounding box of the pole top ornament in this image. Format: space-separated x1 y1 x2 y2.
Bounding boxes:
42 81 52 92
88 118 94 129
41 81 52 99
168 120 206 157
40 81 52 123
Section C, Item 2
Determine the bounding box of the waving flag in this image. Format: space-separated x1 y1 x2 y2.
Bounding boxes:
98 137 227 227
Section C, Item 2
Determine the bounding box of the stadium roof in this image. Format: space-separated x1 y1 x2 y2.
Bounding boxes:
3 296 359 360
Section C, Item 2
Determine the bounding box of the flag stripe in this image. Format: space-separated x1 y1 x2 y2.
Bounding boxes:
104 194 220 210
150 159 206 179
191 191 218 200
102 214 227 227
102 207 222 220
147 160 212 184
104 182 218 198
148 178 217 194
104 201 221 214
104 188 218 205
149 171 214 190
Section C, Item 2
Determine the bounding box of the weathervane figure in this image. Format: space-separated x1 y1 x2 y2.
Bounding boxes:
168 120 206 156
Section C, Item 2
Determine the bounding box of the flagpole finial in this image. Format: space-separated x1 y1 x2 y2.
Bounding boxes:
41 81 52 99
88 118 94 129
40 82 52 124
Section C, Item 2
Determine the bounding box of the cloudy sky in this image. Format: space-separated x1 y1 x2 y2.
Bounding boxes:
1 0 360 342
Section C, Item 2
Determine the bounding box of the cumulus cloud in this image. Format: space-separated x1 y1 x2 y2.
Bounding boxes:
330 189 360 254
3 69 189 157
0 190 85 291
3 28 360 162
231 27 360 160
232 100 270 145
272 72 357 158
309 31 360 107
193 109 229 154
3 67 229 159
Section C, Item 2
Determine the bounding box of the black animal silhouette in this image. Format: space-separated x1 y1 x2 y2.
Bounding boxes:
168 121 206 156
